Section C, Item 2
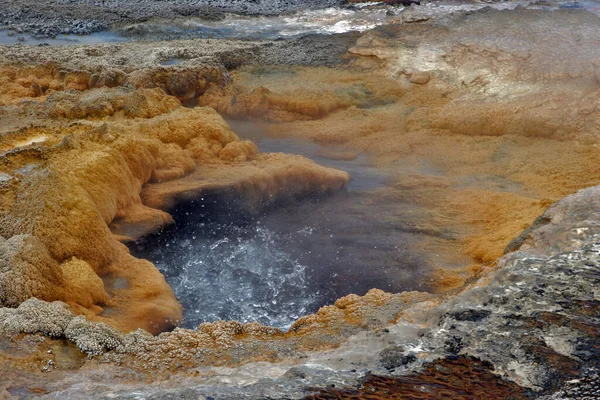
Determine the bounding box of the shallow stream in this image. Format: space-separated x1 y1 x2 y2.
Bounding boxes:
2 1 595 47
0 5 392 46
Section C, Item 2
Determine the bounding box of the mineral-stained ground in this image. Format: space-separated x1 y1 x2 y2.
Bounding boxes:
0 2 599 399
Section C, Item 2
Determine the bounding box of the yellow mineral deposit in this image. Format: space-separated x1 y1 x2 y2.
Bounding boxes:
1 4 599 397
0 84 349 334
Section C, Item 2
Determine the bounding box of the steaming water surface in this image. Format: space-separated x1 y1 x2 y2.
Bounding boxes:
131 121 446 329
118 0 600 330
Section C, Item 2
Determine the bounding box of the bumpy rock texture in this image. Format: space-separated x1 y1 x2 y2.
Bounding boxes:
1 182 594 399
0 81 349 334
0 43 240 107
0 0 347 37
0 3 599 400
415 186 600 393
67 166 596 400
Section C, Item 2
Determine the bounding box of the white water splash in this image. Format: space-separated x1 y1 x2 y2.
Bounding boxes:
147 225 318 330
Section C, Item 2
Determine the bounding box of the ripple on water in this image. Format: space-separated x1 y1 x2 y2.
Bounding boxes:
130 129 440 330
134 224 317 329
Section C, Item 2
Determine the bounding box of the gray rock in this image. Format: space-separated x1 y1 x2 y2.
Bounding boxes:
0 298 74 338
65 316 124 355
379 345 416 370
0 0 346 38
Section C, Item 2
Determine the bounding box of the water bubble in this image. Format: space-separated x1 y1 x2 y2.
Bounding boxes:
142 224 317 329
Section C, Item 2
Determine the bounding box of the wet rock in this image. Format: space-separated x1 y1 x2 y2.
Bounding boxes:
444 335 464 355
450 309 491 322
311 357 531 399
502 185 600 257
504 215 552 254
283 367 310 380
0 0 346 38
539 367 600 400
143 389 205 400
353 0 420 5
403 14 429 23
379 345 416 370
65 316 123 355
427 239 600 390
522 335 580 393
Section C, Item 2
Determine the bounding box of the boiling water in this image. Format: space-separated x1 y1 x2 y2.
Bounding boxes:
135 223 317 329
131 123 440 330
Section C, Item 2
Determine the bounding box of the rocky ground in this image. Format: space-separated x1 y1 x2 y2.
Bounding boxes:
0 0 347 37
0 0 582 39
0 32 361 69
0 1 599 399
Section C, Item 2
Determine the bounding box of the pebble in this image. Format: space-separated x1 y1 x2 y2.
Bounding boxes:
410 71 431 84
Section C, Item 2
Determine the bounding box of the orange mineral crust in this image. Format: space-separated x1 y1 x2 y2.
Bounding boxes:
0 5 599 399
